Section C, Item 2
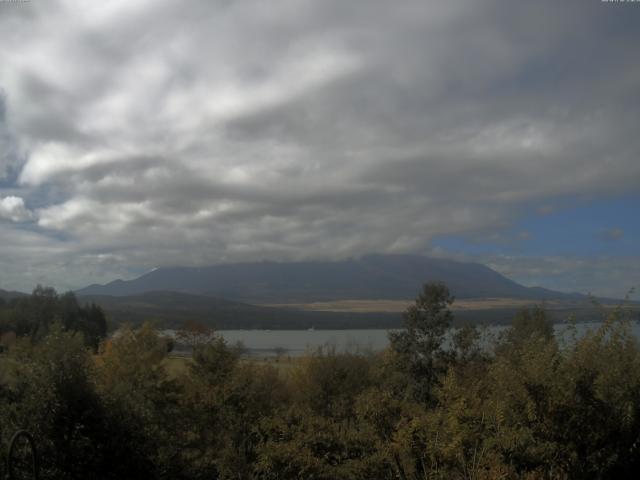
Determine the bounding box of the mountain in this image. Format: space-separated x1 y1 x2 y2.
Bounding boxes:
0 288 28 302
76 254 579 303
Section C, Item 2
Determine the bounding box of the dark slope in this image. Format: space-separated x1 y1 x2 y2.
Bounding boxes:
0 289 28 301
77 290 613 330
78 291 401 330
76 254 577 302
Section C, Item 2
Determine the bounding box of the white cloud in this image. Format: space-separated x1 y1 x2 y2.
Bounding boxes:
0 196 33 222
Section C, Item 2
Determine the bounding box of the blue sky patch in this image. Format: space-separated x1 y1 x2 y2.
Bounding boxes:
433 195 640 257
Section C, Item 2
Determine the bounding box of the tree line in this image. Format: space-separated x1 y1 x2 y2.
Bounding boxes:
0 283 639 479
0 285 107 350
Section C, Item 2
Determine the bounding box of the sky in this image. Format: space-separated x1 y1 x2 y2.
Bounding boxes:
0 0 639 297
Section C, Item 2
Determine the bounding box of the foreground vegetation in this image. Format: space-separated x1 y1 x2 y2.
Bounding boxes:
0 284 639 479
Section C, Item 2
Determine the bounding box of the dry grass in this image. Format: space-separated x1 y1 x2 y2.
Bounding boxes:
262 298 562 313
264 299 413 312
163 355 191 378
248 355 299 375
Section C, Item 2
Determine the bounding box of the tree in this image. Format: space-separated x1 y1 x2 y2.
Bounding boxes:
503 305 553 348
96 322 183 479
2 323 108 479
189 335 241 385
389 282 454 405
29 285 58 341
58 293 107 351
257 349 388 480
176 320 217 351
82 302 108 352
3 288 107 350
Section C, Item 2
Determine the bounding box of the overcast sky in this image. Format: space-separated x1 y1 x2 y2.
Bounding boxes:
0 0 639 297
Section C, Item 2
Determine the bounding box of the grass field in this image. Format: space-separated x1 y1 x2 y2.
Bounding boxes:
262 297 569 313
163 355 191 378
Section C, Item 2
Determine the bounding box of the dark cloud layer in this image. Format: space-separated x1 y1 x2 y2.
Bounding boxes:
0 93 22 182
0 0 638 295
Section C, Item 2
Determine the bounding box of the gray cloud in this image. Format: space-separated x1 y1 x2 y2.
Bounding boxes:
482 255 639 300
0 0 638 293
0 92 23 181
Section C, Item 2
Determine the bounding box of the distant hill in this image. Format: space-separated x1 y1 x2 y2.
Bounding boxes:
76 254 581 303
77 291 402 330
0 288 28 302
77 290 619 331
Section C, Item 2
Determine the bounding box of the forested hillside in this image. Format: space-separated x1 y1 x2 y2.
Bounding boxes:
0 286 107 350
1 283 639 479
77 291 401 329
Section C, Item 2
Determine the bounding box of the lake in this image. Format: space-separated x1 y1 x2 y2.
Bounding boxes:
204 321 640 357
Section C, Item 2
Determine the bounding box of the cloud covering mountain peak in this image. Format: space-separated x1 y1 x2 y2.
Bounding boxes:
0 0 638 296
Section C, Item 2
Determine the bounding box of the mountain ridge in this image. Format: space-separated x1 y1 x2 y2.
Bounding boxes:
0 289 28 301
76 254 581 303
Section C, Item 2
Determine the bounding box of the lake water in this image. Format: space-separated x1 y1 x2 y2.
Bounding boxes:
218 329 394 356
206 322 640 357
